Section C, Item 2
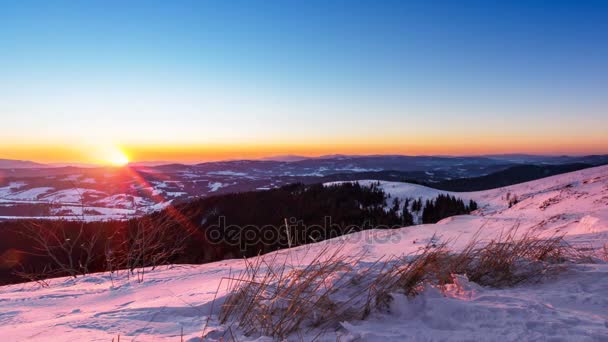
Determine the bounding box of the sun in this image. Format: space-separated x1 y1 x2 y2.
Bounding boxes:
106 149 130 167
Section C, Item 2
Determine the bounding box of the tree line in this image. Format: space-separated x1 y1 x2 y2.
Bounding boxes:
0 182 477 285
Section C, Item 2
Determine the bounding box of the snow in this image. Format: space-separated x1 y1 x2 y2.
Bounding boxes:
343 265 608 341
0 181 27 194
165 191 188 197
326 180 450 223
208 170 248 177
179 171 200 179
41 188 107 203
1 165 608 340
0 182 168 220
0 213 132 222
298 171 324 176
333 167 608 241
49 205 135 218
94 194 155 210
354 180 447 202
3 187 55 200
61 174 82 182
0 183 25 198
152 181 169 189
208 182 224 192
336 166 382 173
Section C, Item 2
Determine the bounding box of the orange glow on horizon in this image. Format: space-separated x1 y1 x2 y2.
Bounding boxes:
1 135 607 165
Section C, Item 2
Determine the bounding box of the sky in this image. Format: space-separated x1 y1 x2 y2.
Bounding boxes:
1 0 607 164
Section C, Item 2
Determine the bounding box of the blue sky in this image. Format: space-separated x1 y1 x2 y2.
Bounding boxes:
1 0 607 162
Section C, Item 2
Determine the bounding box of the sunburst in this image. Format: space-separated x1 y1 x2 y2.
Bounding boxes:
105 147 130 167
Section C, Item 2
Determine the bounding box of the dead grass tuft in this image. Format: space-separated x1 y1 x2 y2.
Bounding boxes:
217 245 368 339
442 227 588 288
208 227 595 340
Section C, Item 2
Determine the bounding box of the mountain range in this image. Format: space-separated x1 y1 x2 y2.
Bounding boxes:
1 154 607 220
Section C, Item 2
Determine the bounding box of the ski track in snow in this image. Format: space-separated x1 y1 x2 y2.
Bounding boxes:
1 166 608 341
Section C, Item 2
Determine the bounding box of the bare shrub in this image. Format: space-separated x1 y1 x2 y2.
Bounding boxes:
13 264 52 287
15 209 190 284
110 212 191 283
13 188 102 281
17 218 102 280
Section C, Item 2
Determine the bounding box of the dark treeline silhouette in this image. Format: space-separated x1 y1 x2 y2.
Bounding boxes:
0 182 393 285
421 194 478 224
0 182 474 285
411 198 423 212
175 182 409 261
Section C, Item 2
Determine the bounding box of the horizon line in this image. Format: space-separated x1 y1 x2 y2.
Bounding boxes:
2 152 607 168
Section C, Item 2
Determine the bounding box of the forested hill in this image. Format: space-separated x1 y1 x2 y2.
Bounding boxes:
430 163 593 191
320 163 597 192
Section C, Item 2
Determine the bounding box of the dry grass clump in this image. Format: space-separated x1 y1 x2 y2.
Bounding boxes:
366 242 450 309
601 243 608 262
443 228 588 288
217 245 368 339
209 243 443 340
208 228 594 340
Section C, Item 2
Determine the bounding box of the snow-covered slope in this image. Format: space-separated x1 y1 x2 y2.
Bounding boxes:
1 166 607 341
369 165 608 251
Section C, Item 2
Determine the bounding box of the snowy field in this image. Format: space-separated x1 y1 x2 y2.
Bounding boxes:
1 166 607 341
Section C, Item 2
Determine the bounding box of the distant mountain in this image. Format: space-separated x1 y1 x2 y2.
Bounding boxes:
483 154 608 165
128 161 186 167
0 159 48 169
46 162 99 168
430 163 595 192
260 155 311 162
